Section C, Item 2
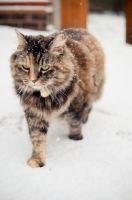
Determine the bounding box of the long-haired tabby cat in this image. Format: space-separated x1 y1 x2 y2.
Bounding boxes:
10 28 105 168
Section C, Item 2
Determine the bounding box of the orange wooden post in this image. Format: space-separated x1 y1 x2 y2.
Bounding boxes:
61 0 88 29
126 0 132 44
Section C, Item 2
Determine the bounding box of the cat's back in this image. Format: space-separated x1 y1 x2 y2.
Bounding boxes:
62 28 87 41
63 28 104 67
62 28 101 49
62 28 105 102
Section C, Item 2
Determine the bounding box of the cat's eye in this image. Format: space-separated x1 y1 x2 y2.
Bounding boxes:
41 65 50 71
22 65 30 70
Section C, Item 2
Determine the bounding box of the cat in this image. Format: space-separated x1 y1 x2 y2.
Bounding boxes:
10 28 105 168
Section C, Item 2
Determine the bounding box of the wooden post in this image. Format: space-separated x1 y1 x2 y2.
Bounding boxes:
126 0 132 44
61 0 88 29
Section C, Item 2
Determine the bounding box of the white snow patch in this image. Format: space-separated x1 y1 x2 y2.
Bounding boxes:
0 13 132 200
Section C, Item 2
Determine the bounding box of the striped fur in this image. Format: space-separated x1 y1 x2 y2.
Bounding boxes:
10 28 105 167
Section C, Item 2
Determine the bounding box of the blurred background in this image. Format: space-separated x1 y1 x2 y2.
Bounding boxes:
0 0 131 44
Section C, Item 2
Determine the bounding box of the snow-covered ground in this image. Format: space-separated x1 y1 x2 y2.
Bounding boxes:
0 13 132 200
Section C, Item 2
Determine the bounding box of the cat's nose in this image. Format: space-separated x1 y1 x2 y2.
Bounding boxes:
31 79 37 83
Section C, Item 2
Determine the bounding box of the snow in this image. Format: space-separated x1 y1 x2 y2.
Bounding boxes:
0 13 132 200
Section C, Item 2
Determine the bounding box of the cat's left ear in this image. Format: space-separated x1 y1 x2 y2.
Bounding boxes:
49 34 66 55
15 29 27 51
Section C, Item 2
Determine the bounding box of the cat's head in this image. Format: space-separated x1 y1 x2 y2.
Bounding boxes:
10 30 76 98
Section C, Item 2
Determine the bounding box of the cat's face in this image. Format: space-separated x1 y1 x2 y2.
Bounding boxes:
10 30 75 98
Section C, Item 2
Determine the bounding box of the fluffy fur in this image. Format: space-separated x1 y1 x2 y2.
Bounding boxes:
10 28 105 167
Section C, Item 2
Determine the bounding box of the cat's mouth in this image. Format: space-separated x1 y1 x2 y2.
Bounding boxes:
31 85 42 90
28 80 45 91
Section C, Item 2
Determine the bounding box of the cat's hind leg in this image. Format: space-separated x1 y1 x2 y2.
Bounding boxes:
82 105 92 124
65 112 83 140
64 104 92 140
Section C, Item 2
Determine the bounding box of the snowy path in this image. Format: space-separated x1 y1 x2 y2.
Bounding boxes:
0 13 132 200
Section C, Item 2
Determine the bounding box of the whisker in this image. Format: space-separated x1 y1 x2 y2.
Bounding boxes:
48 87 59 105
22 85 28 98
59 89 67 98
15 84 25 94
55 95 61 107
53 86 67 98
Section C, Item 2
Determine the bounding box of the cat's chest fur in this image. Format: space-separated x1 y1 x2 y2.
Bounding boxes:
20 78 78 120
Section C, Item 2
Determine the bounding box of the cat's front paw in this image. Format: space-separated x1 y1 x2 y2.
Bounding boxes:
27 157 45 168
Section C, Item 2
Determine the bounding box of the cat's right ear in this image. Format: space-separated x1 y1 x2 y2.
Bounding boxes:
15 29 27 51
